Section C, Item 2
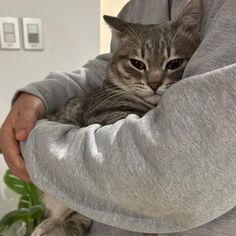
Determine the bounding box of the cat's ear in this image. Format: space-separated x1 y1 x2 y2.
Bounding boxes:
103 15 129 37
174 0 203 32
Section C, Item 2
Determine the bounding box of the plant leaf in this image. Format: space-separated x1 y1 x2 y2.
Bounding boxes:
18 195 32 209
1 170 45 234
4 170 29 195
0 205 45 232
4 170 43 204
26 184 43 206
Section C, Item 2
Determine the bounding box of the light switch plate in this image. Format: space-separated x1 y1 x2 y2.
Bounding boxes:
0 17 20 50
22 18 44 50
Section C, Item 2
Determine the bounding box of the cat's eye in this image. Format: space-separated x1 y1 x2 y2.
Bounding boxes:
130 59 146 70
166 59 184 70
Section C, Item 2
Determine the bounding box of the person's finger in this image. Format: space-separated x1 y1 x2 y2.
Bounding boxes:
0 93 46 182
15 111 38 141
0 122 31 182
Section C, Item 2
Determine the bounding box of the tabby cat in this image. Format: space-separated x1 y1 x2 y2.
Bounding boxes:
32 0 203 235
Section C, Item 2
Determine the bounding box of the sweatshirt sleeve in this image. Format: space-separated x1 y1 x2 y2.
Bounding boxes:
21 64 236 233
12 53 110 115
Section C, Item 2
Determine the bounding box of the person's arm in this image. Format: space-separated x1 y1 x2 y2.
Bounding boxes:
12 54 110 116
21 63 236 233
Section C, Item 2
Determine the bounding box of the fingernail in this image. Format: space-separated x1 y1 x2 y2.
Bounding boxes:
16 129 28 140
16 128 26 136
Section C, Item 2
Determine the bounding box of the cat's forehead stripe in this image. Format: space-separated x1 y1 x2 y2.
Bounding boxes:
170 47 176 56
164 48 168 60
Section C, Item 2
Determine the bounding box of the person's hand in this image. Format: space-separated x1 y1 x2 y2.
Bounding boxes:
0 93 46 182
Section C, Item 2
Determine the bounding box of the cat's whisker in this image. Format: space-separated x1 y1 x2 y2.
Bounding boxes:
100 89 134 104
88 86 119 99
90 88 124 103
91 91 128 109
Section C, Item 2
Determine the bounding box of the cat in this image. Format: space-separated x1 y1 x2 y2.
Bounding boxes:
32 0 203 235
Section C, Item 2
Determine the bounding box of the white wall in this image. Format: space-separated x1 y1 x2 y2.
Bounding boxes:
0 0 100 125
0 0 100 218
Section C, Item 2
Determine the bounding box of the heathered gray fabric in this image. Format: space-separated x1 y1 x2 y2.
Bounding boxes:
18 0 236 235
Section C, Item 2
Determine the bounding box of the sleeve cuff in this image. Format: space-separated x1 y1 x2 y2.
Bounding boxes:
12 86 49 113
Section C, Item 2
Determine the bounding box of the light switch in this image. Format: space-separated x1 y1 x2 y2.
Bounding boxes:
28 24 39 43
0 17 20 49
4 23 16 43
4 23 15 33
22 18 43 50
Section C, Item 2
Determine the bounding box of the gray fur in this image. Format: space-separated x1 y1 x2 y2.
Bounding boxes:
32 0 203 235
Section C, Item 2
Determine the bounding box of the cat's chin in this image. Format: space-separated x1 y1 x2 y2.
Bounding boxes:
144 94 161 105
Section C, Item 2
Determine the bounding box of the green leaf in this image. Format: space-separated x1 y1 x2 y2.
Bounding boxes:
0 169 45 235
4 170 30 195
0 205 45 232
1 170 45 233
18 195 32 209
4 170 43 205
0 209 27 232
26 184 43 206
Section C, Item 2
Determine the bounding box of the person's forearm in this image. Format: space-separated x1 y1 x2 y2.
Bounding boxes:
21 63 236 233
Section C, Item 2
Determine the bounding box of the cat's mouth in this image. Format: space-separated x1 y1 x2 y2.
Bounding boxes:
143 94 161 105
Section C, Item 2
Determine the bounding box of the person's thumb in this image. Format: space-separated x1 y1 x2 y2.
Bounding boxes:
15 112 38 141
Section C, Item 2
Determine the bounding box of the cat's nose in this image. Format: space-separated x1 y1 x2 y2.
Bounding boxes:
148 82 161 92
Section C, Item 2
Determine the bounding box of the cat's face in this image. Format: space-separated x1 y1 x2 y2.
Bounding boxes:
104 0 203 105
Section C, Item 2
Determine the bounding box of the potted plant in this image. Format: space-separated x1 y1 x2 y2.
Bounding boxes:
0 150 45 236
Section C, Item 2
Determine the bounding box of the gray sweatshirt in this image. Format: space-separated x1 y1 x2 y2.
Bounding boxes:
18 0 236 235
